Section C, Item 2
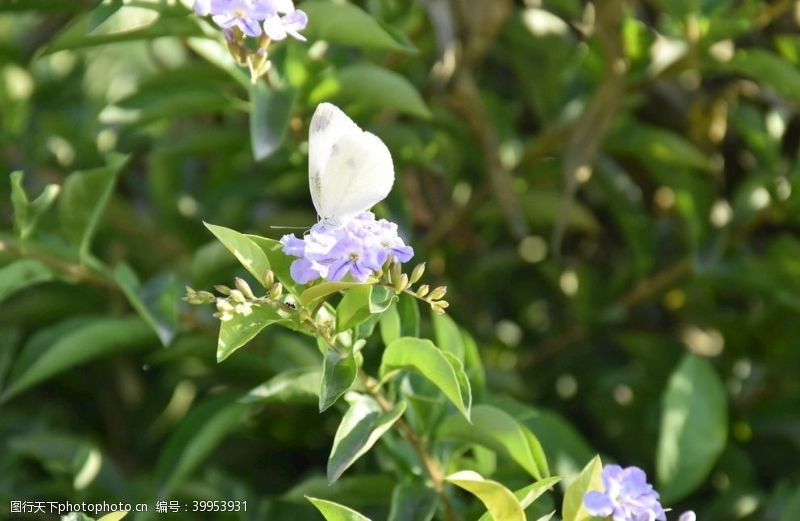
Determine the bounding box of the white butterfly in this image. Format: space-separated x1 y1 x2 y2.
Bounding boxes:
308 103 395 227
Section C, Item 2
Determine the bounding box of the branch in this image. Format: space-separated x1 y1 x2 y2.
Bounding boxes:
552 0 627 255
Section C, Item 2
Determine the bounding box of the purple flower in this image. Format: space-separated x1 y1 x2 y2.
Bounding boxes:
583 465 667 521
677 512 696 521
263 9 308 41
193 0 307 40
280 212 414 284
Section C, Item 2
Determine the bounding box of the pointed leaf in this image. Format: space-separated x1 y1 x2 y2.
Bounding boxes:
446 470 525 521
306 496 372 521
438 404 548 480
217 304 284 362
10 171 60 239
97 512 128 521
319 348 358 412
2 316 155 401
0 259 54 303
311 63 431 119
657 354 727 502
243 366 321 404
301 0 416 52
205 222 271 287
111 264 178 346
301 281 369 306
59 156 128 261
479 477 562 521
327 393 406 483
247 234 302 296
562 455 603 521
250 83 295 161
380 337 471 420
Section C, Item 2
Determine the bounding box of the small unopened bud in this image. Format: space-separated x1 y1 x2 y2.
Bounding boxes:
268 283 283 300
436 300 449 309
215 285 231 296
431 302 447 315
186 290 216 305
390 262 402 285
264 270 275 288
185 286 196 296
410 263 426 284
394 273 409 293
217 299 234 313
416 284 430 298
235 302 253 317
235 277 256 299
428 286 447 301
229 289 246 303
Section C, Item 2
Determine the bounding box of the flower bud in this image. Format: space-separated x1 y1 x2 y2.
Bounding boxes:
390 261 402 285
394 273 409 293
268 282 283 300
431 302 447 315
428 286 447 301
436 300 449 309
215 284 231 296
416 284 430 298
216 299 234 313
229 289 246 303
264 270 275 288
235 277 256 299
410 263 425 284
195 291 217 304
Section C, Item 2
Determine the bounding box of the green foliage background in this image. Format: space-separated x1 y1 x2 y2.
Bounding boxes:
1 0 800 519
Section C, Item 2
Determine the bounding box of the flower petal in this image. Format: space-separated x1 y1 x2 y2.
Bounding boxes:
583 491 614 516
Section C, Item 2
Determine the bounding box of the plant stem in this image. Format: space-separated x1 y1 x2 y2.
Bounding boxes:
362 373 459 521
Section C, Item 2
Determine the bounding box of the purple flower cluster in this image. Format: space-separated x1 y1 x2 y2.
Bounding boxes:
583 465 695 521
280 212 413 284
193 0 308 40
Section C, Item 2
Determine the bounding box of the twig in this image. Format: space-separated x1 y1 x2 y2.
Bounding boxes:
552 0 627 256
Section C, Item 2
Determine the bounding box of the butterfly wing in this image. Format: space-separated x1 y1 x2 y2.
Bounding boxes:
308 103 394 225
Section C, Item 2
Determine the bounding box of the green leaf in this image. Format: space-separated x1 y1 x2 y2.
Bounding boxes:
0 0 77 11
0 259 54 303
111 264 178 346
379 300 401 346
247 234 302 296
243 366 321 405
379 293 419 346
59 156 128 261
337 285 395 333
562 455 603 521
186 37 250 89
10 171 60 240
432 311 465 361
657 354 728 502
478 477 562 521
327 393 406 483
310 64 431 119
446 470 525 521
301 0 416 52
1 316 155 401
320 348 359 412
205 223 271 287
250 83 295 161
155 394 250 498
301 281 369 306
727 49 800 103
606 122 709 171
380 337 471 420
438 404 548 480
306 496 372 521
97 512 128 521
44 7 202 54
388 481 437 521
217 305 284 362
